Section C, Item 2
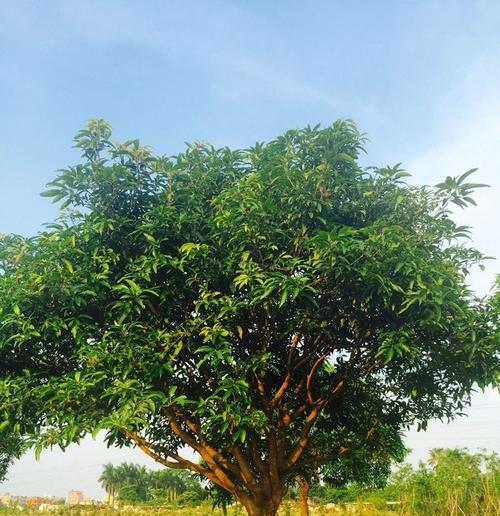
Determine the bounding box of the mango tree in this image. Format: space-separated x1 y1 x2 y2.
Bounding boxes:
0 120 498 516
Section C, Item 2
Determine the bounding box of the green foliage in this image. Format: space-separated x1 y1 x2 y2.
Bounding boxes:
307 448 499 515
0 431 23 483
383 448 500 515
0 119 498 513
99 462 203 504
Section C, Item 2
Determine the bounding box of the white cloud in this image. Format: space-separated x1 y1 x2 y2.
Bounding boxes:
406 58 500 296
403 54 500 461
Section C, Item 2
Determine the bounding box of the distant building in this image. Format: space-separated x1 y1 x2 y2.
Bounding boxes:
39 503 60 512
27 496 46 508
67 490 84 506
12 495 28 506
0 493 12 506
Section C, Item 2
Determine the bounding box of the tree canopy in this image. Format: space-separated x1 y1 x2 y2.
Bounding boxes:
0 120 498 515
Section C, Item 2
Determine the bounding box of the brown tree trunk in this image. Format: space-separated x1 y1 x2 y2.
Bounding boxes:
296 475 310 516
244 505 280 516
239 494 283 516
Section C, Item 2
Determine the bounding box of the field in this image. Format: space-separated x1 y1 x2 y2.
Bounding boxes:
0 503 419 516
1 495 500 516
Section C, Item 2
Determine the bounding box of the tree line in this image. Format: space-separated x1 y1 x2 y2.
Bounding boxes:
312 448 500 515
98 462 204 505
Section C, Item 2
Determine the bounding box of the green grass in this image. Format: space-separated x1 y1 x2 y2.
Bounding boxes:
1 491 498 516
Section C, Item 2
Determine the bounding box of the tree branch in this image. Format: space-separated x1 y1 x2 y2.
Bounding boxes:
292 334 324 371
230 446 260 494
270 333 301 408
119 428 231 491
298 447 351 470
283 404 323 472
306 353 327 404
163 408 242 493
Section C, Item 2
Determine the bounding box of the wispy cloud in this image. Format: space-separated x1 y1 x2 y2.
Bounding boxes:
406 57 500 296
10 1 346 114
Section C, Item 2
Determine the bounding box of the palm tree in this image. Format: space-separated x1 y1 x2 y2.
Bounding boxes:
99 463 119 506
100 462 201 505
115 463 150 502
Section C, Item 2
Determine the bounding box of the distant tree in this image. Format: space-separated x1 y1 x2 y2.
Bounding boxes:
116 463 149 502
0 120 498 516
387 448 500 514
99 463 120 505
149 469 194 502
0 432 23 483
98 462 201 503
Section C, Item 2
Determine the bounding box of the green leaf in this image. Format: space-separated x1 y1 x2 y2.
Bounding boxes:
179 242 200 254
34 444 43 460
168 385 178 397
40 189 62 198
62 259 74 273
457 168 478 184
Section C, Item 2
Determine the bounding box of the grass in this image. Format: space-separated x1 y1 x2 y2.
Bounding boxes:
0 501 448 516
1 491 498 516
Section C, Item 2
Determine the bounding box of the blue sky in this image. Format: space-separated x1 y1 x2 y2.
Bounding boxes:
1 0 499 500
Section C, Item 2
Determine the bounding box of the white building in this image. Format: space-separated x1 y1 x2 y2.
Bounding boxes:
66 490 84 506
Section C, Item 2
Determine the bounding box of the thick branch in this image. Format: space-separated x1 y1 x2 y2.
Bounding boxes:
230 446 260 494
271 372 292 407
292 334 324 371
267 429 284 509
121 429 190 470
164 408 241 494
270 333 301 408
120 428 231 491
284 404 323 471
284 374 347 472
172 409 243 481
306 353 327 404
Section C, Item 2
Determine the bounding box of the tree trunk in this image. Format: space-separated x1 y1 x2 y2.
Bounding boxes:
245 506 280 516
239 495 283 516
296 475 310 516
